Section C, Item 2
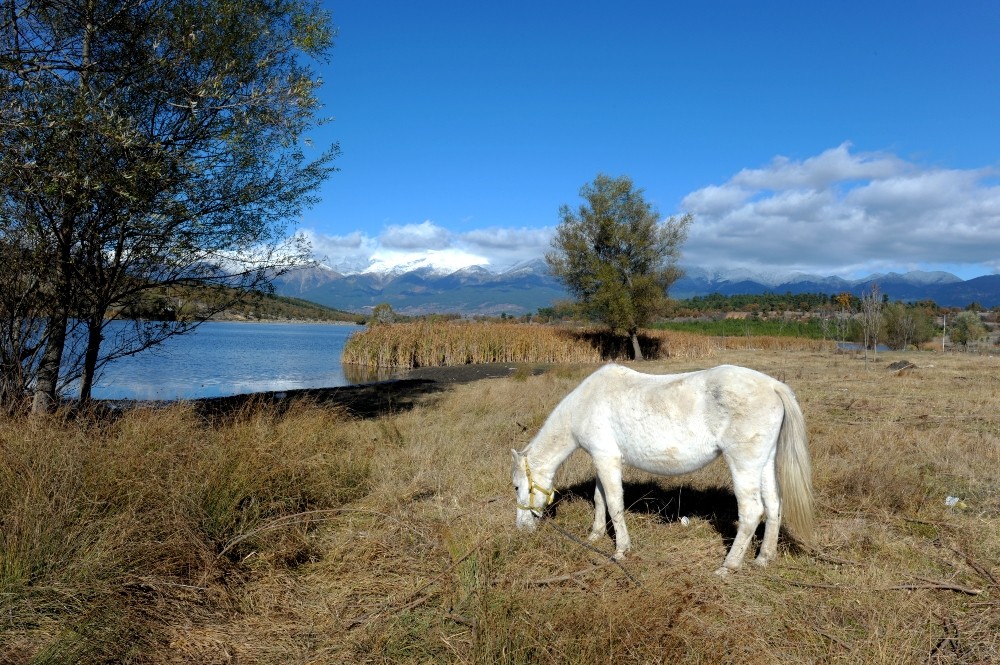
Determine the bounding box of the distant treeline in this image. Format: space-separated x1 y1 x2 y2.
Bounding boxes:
532 292 964 326
653 318 828 340
117 286 363 323
529 292 950 350
673 291 947 314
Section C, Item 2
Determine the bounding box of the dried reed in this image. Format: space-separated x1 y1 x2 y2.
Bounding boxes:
342 321 835 369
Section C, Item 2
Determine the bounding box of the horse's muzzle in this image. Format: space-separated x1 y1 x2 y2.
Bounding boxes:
516 511 539 530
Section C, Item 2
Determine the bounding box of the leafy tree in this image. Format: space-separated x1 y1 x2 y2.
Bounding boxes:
0 230 51 410
1 0 338 411
949 311 987 348
547 174 691 359
882 302 935 350
370 303 397 326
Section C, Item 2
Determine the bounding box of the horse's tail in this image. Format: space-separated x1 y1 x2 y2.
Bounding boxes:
774 383 814 546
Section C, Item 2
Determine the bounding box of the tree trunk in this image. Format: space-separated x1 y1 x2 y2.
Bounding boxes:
31 313 67 414
630 331 644 361
78 318 104 404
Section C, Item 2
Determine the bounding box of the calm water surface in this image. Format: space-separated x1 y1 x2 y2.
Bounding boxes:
90 321 369 400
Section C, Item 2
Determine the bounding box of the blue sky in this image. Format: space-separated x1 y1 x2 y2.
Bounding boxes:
298 1 1000 280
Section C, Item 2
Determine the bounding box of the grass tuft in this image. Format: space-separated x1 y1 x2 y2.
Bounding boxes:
0 403 369 662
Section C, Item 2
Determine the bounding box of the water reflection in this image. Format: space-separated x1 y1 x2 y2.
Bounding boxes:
87 321 369 400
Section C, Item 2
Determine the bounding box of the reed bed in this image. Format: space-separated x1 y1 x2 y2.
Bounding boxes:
342 320 835 368
342 321 605 367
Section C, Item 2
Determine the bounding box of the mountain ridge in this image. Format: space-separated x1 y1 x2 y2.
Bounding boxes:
274 261 1000 315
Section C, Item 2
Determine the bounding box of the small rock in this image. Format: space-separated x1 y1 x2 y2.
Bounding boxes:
945 496 968 510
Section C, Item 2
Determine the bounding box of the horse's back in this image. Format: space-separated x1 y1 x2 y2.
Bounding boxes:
562 364 786 474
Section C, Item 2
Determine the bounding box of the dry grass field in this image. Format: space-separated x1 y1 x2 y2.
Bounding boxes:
2 347 999 663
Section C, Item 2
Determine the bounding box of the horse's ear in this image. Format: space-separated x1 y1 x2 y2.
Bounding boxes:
510 448 521 463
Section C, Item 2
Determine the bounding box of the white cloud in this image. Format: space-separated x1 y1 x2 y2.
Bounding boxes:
682 144 1000 278
303 145 1000 280
379 220 452 250
730 142 907 190
362 247 490 274
303 222 554 274
459 226 554 266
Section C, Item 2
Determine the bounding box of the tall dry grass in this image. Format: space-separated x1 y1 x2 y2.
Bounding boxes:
342 320 834 368
316 350 998 664
0 403 370 663
4 349 999 663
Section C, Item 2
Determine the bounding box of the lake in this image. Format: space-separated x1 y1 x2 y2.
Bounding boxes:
88 321 375 401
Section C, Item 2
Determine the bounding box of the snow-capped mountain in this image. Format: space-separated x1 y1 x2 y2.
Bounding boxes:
273 261 1000 315
274 259 564 315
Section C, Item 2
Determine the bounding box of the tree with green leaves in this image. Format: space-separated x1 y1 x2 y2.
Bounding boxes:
1 0 338 411
882 302 935 350
369 303 397 326
949 311 987 348
0 229 50 411
547 174 692 359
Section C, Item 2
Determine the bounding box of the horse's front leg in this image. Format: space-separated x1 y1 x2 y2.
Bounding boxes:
593 456 630 559
588 477 607 542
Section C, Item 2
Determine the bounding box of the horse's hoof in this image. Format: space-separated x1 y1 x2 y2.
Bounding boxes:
586 532 602 543
613 551 627 561
713 566 731 578
752 556 770 568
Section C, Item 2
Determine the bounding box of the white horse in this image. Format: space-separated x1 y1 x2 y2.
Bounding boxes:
511 364 814 575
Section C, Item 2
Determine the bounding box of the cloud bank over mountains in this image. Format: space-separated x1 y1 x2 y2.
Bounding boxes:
681 143 1000 278
304 221 552 275
304 144 1000 279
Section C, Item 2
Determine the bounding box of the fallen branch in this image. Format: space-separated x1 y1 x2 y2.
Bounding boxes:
527 562 615 586
764 576 848 590
892 574 982 596
815 628 853 651
948 545 998 586
802 546 862 567
765 574 982 595
218 507 431 559
345 536 490 629
886 583 981 595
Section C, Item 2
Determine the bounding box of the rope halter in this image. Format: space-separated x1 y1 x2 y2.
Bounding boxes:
517 457 555 517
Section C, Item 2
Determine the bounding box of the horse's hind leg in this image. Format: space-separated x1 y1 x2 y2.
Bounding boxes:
588 477 608 542
717 460 765 576
754 458 781 567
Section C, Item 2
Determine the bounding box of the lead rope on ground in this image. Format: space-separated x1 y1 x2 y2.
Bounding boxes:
540 500 642 588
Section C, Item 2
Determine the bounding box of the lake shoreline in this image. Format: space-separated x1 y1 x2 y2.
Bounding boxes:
98 362 534 419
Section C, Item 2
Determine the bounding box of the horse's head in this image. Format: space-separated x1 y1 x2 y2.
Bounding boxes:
511 449 553 529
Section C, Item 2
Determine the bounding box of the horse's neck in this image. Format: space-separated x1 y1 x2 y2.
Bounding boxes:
526 418 577 481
